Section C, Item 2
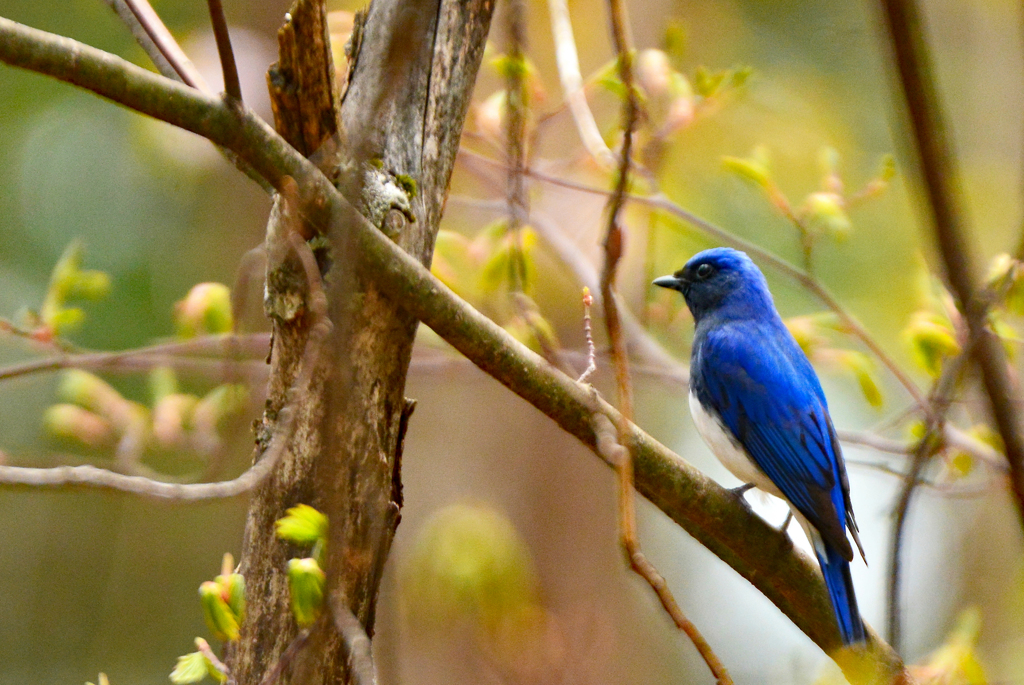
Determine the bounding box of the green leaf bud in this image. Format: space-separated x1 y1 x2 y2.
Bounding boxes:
199 580 239 642
175 283 233 339
287 557 326 628
43 404 114 448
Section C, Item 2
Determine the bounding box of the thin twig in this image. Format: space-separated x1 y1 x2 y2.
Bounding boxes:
0 333 270 383
601 2 731 681
887 345 972 651
331 596 377 685
577 287 597 383
206 0 242 102
546 0 615 167
880 0 1024 531
102 0 177 80
121 0 209 89
504 0 529 294
592 412 733 682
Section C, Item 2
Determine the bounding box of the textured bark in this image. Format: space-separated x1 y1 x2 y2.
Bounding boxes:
234 0 494 684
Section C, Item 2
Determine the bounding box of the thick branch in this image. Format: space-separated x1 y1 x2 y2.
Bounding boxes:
0 18 905 677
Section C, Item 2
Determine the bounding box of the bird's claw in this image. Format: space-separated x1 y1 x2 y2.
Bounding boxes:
729 483 755 509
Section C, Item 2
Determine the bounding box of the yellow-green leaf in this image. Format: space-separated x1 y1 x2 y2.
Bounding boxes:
170 652 209 685
275 504 328 547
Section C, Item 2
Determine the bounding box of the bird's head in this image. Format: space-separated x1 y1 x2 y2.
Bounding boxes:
652 247 774 323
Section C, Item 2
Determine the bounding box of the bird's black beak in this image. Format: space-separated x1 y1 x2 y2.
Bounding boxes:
653 274 687 292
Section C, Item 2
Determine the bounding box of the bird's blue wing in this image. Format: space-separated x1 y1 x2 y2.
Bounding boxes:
691 320 853 559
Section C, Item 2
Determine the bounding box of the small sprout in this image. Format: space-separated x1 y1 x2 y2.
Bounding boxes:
59 370 124 416
785 315 829 357
801 191 851 240
722 146 771 190
987 310 1018 359
853 154 897 201
904 311 961 378
175 283 233 339
169 652 211 685
946 450 974 479
40 240 111 335
479 226 537 294
636 49 673 97
47 307 86 335
215 554 246 627
287 557 326 628
276 504 328 547
199 581 240 642
43 404 114 448
86 674 110 685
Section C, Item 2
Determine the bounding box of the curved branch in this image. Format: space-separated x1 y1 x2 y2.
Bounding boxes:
0 18 906 676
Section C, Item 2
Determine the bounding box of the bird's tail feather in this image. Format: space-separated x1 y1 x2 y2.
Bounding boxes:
817 543 865 645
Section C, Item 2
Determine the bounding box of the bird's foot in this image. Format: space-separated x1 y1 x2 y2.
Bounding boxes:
729 483 755 509
777 510 795 550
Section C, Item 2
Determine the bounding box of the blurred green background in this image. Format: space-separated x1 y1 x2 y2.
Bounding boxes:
1 0 1023 683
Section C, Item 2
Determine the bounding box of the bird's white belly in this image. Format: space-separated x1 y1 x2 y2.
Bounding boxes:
688 391 784 500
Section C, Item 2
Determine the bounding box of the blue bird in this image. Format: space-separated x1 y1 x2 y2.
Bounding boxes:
654 247 866 645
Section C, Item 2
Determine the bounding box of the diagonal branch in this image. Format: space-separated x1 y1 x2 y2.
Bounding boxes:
0 18 906 677
879 0 1024 530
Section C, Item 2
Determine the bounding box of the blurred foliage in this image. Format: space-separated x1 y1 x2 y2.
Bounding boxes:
401 503 540 633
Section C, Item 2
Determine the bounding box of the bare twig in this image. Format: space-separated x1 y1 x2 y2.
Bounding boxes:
102 0 177 80
0 333 270 383
121 0 209 89
880 0 1024 531
546 0 615 167
600 3 731 681
331 596 377 685
887 343 972 651
206 0 242 102
505 0 529 294
592 412 732 682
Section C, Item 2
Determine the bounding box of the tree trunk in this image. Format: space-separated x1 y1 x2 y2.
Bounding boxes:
233 1 494 683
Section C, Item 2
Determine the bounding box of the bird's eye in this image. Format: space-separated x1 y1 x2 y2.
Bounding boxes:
695 263 715 280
